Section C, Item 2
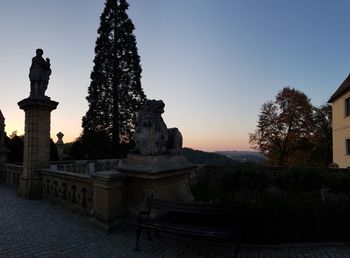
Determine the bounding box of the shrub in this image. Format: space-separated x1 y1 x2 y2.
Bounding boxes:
190 163 350 243
325 172 350 194
277 165 326 196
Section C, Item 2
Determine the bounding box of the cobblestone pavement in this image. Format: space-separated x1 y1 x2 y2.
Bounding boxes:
1 185 350 258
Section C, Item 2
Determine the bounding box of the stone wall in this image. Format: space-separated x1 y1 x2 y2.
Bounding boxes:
0 163 23 187
0 157 192 232
200 164 350 175
49 159 121 174
40 169 94 214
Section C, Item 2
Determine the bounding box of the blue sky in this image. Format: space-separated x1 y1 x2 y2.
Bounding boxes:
0 0 348 151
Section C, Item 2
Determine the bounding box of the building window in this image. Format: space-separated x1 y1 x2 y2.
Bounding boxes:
345 97 350 116
346 139 350 155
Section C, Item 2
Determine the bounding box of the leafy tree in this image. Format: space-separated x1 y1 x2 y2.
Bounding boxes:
68 138 86 160
249 87 314 165
6 134 24 163
50 139 59 161
5 132 58 162
310 104 332 166
82 0 146 158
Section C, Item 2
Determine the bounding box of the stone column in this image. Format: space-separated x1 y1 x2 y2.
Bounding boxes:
17 97 58 199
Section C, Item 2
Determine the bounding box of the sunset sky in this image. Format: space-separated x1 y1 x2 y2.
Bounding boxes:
0 0 349 151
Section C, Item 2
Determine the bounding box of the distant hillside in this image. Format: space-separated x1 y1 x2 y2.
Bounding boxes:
215 151 266 164
181 148 236 165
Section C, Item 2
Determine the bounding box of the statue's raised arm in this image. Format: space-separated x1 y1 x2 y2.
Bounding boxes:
29 49 51 98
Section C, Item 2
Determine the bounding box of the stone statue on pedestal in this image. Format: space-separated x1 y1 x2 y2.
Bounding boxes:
0 110 5 146
119 99 193 217
0 109 9 163
56 132 64 160
29 48 51 98
18 50 58 198
56 132 64 145
133 99 183 155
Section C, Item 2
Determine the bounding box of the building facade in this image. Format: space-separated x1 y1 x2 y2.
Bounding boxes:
329 74 350 168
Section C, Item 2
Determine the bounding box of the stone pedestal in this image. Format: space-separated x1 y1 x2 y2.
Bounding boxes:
91 171 125 232
17 97 58 199
119 154 195 217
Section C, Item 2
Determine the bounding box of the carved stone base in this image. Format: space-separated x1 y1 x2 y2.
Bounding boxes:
17 175 42 199
119 154 195 217
91 171 125 232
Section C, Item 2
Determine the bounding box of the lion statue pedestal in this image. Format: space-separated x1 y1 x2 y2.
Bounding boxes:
120 99 195 217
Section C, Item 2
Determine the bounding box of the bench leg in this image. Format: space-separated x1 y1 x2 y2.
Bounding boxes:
155 230 160 237
135 227 142 251
147 228 152 240
234 241 240 258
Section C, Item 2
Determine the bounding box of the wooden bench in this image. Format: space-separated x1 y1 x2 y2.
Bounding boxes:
133 198 241 256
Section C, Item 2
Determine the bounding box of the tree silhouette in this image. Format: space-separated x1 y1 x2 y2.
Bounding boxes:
6 135 24 163
5 134 59 162
82 0 146 157
249 87 314 165
310 104 332 166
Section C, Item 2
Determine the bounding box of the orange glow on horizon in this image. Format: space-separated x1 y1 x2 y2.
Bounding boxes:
184 144 252 152
183 135 251 152
4 113 252 151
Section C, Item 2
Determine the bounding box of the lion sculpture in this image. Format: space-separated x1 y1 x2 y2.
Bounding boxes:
133 99 183 155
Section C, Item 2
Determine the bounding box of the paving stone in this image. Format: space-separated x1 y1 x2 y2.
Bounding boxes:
2 185 350 257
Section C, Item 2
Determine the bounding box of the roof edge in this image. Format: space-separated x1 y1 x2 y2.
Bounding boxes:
328 73 350 103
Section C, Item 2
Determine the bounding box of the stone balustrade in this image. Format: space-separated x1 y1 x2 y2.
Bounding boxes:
49 161 89 174
0 163 23 187
40 169 94 214
39 168 125 231
0 153 193 233
95 159 121 172
49 159 121 174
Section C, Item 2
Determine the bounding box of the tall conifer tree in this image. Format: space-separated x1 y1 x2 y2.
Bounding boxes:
82 0 146 157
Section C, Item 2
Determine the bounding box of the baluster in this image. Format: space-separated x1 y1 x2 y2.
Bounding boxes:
80 188 87 208
15 172 19 185
61 183 67 200
53 181 58 197
46 179 50 194
71 185 77 204
87 191 93 209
